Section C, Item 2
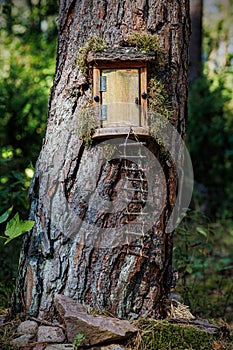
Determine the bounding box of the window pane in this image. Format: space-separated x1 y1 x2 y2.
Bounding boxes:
101 69 140 127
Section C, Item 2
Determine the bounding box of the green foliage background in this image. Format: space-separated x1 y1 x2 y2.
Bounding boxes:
175 0 233 323
188 73 233 218
0 0 233 327
0 0 58 310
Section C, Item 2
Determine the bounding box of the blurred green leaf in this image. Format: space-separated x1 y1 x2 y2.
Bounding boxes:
196 226 207 237
186 265 193 274
0 206 13 224
4 213 34 244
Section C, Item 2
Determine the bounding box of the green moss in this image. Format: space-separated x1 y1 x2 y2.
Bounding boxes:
131 318 231 350
122 34 172 143
76 36 107 77
77 103 99 145
125 32 160 54
146 77 173 150
147 78 171 118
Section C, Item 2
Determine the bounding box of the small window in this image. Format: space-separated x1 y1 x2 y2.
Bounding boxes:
93 62 148 137
100 68 140 127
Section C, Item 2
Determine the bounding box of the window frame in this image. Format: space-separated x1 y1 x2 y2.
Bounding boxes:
93 61 147 129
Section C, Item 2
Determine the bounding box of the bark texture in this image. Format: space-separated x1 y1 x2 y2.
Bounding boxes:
15 0 191 320
189 0 203 82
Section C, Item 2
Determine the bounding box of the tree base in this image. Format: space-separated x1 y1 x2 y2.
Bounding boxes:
1 305 232 350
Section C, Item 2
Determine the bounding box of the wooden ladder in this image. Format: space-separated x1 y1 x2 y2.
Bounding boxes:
118 133 149 258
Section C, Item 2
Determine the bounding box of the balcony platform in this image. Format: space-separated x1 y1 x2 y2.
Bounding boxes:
92 126 151 139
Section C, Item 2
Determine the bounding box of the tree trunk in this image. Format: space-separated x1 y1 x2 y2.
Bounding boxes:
189 0 203 82
14 0 191 320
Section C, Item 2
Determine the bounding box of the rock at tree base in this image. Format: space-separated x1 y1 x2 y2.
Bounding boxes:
17 320 38 335
55 294 137 345
10 334 35 347
44 345 125 350
33 344 47 350
37 326 65 343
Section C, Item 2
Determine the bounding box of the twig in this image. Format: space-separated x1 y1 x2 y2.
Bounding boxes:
28 316 65 330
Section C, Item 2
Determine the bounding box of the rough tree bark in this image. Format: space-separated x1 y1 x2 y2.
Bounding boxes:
189 0 203 82
14 0 191 320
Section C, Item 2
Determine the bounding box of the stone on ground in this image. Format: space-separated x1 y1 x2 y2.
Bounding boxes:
37 325 65 343
55 294 137 346
17 320 38 335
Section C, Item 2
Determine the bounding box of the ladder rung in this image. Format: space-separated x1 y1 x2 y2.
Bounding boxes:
123 249 149 259
118 142 147 147
126 212 148 215
126 177 147 182
126 243 144 248
123 168 146 172
125 221 147 225
126 231 144 236
126 198 146 202
124 187 148 193
119 155 147 159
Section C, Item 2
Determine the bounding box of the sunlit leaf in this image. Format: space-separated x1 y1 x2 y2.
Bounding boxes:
4 213 34 244
0 207 13 224
196 226 207 237
186 265 193 274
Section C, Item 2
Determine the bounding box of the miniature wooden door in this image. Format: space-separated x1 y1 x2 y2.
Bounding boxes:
100 68 140 127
